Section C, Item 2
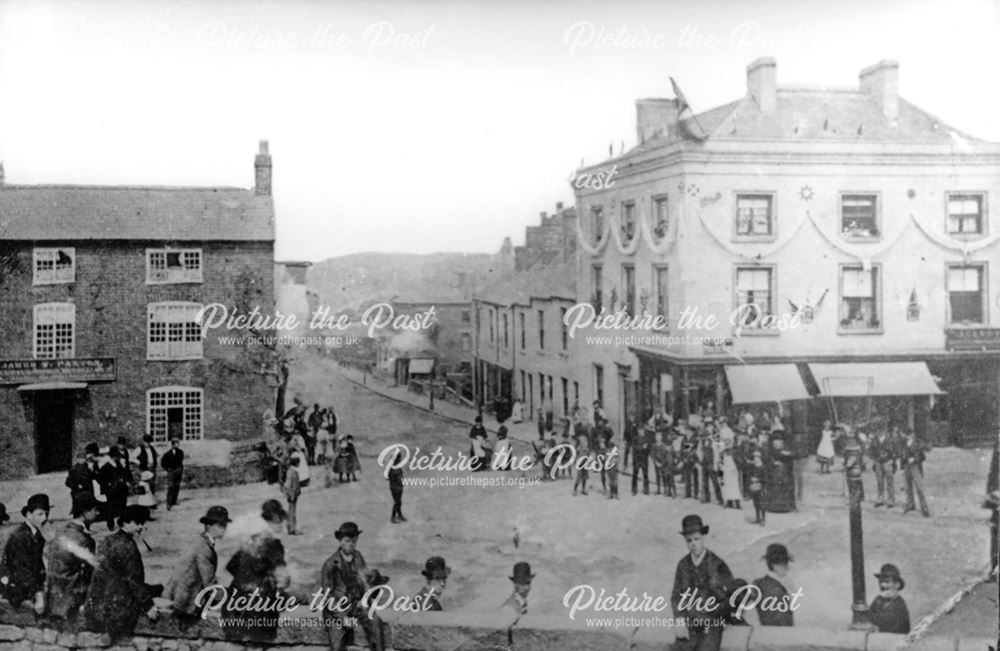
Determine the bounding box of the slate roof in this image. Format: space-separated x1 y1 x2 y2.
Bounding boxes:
0 185 274 241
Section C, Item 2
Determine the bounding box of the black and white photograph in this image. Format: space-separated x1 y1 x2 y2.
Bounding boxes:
0 1 998 650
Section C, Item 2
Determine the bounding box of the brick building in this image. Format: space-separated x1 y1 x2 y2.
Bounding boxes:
514 202 577 271
570 59 1000 446
0 142 276 477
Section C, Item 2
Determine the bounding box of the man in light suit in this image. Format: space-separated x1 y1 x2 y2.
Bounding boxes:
165 506 230 627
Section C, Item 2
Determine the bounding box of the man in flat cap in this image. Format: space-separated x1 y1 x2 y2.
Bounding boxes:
0 494 49 613
670 515 734 651
321 522 377 650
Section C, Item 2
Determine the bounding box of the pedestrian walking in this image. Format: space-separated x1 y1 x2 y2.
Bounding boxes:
164 506 230 627
44 492 100 623
752 544 794 626
320 522 378 651
83 505 162 641
869 564 910 634
0 494 50 613
282 450 305 535
388 451 407 523
670 515 734 651
160 437 185 510
900 430 930 516
869 426 899 507
631 424 651 496
501 561 533 623
700 436 723 506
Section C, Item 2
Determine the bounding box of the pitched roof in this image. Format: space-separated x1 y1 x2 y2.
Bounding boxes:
0 185 274 241
475 259 576 306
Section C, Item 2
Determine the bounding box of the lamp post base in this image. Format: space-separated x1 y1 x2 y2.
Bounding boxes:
848 603 876 632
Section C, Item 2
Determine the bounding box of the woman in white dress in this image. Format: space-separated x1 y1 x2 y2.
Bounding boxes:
721 448 742 509
816 420 836 473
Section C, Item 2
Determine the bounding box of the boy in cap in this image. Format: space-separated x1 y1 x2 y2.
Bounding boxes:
321 522 377 650
501 561 534 623
44 492 100 622
752 544 794 626
670 515 734 651
0 494 50 612
416 556 450 611
165 505 231 626
869 564 910 634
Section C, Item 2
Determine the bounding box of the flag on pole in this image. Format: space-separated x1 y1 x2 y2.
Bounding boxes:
670 77 708 141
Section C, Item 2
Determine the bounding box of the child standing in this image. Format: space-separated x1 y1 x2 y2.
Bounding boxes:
749 451 766 526
572 432 590 496
817 420 835 474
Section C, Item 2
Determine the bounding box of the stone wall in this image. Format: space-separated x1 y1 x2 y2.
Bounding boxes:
0 604 990 651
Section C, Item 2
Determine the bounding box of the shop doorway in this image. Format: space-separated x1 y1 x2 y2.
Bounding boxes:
35 391 75 474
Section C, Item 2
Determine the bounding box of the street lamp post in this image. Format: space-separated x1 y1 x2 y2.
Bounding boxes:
844 432 874 631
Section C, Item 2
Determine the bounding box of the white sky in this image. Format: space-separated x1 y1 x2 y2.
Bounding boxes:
1 0 997 260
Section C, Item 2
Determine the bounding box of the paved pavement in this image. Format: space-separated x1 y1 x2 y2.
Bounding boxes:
0 351 995 641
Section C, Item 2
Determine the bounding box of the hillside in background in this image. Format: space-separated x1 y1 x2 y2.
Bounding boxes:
307 251 509 316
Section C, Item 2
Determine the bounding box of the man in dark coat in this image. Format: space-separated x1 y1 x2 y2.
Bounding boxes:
901 431 930 517
84 505 161 641
388 452 406 523
985 438 999 579
165 506 230 626
44 492 101 622
415 556 450 611
752 544 794 626
700 436 723 506
869 426 899 507
321 521 376 650
161 438 185 510
765 438 796 513
869 564 910 634
136 435 159 503
631 423 651 495
97 447 131 530
670 515 734 651
0 494 50 612
65 443 99 503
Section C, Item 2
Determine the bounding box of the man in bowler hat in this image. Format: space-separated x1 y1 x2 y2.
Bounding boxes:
670 515 734 651
65 443 99 504
416 556 451 611
321 522 377 650
869 564 910 634
165 505 231 626
0 494 50 613
501 561 534 625
752 544 794 626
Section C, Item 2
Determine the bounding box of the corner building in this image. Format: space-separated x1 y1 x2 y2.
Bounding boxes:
571 59 1000 447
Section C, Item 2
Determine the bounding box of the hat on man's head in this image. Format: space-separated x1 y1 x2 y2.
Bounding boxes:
0 503 9 524
422 556 452 581
510 562 535 583
261 499 288 523
365 569 391 587
22 493 51 516
680 514 709 536
335 521 363 540
200 505 232 526
85 442 100 456
874 563 905 590
71 492 100 518
120 505 151 525
763 543 793 566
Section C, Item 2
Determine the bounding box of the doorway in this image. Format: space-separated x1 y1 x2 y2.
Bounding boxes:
34 391 75 474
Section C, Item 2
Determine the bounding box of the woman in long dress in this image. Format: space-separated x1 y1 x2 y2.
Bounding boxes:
766 439 796 513
721 448 742 508
816 420 836 474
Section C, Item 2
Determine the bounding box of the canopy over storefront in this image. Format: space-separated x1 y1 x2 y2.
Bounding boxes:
408 358 436 375
809 362 943 397
725 364 810 404
16 381 88 391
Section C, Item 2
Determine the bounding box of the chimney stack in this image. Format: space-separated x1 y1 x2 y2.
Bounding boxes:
859 60 899 121
635 98 679 144
555 201 564 211
255 140 272 196
746 58 777 114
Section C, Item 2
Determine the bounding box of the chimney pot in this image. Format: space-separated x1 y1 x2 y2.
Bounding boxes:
746 58 777 114
255 139 272 196
556 201 564 211
859 60 899 121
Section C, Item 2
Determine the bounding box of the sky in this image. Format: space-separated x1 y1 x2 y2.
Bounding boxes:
1 0 998 261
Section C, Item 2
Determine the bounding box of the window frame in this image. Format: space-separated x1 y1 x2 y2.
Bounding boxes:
621 263 636 317
33 247 76 285
591 264 604 312
837 264 884 335
946 262 988 326
651 194 669 240
591 205 605 245
653 264 669 329
147 301 205 360
33 302 76 359
945 192 987 239
146 248 204 285
560 307 569 351
732 264 778 335
733 192 777 242
839 192 881 242
537 309 546 350
146 386 204 443
621 200 637 242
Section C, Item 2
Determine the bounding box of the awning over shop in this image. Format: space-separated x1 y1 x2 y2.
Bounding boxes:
16 381 88 391
408 358 435 375
808 362 943 397
724 364 810 404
